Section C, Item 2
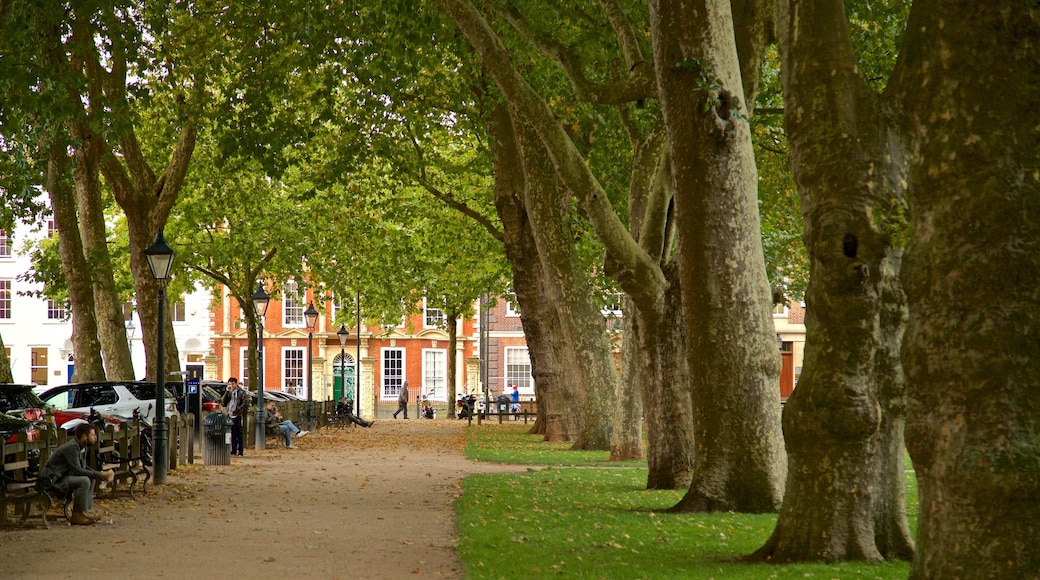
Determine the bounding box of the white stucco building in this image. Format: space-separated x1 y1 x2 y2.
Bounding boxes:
0 218 212 386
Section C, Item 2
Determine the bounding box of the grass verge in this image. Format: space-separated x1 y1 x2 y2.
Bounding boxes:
458 424 914 579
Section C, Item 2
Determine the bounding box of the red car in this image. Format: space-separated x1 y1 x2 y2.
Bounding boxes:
0 384 122 443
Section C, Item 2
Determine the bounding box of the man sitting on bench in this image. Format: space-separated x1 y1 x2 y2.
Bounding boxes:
265 401 309 449
39 424 115 525
336 396 374 428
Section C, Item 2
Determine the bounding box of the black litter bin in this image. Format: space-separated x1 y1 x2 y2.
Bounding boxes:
496 395 511 414
203 413 233 465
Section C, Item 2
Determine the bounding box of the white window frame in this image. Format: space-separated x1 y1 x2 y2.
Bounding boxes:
239 347 252 390
46 299 67 321
602 292 624 317
0 230 10 259
381 347 405 400
282 347 305 394
422 348 447 401
504 346 534 396
772 302 790 318
282 280 305 327
423 297 445 329
0 279 11 320
505 291 520 317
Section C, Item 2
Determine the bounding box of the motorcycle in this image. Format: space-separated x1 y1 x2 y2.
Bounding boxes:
456 394 477 420
419 396 436 419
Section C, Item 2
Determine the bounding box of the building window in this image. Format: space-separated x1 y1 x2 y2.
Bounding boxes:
505 291 520 317
239 347 252 390
31 347 48 385
283 281 304 327
0 230 10 258
46 300 67 321
424 297 444 329
505 347 533 395
47 219 57 238
173 299 186 322
382 348 404 400
772 302 789 318
0 280 11 320
603 292 624 317
283 347 305 396
422 349 446 401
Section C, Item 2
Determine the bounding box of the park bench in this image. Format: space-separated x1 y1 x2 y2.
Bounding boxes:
472 400 538 425
90 422 151 499
0 433 68 528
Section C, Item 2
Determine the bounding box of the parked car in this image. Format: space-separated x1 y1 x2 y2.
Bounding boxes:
167 380 225 414
0 384 54 442
38 381 177 424
266 390 304 402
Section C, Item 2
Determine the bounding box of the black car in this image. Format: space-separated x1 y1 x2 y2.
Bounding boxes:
0 384 53 443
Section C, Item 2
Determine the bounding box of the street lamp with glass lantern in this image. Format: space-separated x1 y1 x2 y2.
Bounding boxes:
144 228 174 485
304 302 319 427
252 281 270 450
337 325 349 410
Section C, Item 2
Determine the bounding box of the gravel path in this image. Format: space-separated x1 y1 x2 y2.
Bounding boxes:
0 420 523 579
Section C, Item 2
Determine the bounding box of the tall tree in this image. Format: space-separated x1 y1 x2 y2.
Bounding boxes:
897 2 1040 577
649 0 786 511
753 0 913 561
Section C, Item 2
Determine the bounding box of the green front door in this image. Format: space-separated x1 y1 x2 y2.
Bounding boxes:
333 358 356 402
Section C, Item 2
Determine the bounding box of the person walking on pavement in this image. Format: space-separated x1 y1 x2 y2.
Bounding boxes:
393 380 410 419
221 377 248 456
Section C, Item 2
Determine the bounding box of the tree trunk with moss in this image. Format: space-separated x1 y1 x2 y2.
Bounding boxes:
650 0 786 513
491 106 581 442
72 123 135 380
752 0 913 561
897 2 1040 577
45 137 106 382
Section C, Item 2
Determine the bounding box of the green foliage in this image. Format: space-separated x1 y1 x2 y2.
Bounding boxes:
458 424 917 579
752 48 808 302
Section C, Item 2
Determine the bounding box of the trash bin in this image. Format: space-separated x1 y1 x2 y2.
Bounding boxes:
496 395 511 414
203 412 232 465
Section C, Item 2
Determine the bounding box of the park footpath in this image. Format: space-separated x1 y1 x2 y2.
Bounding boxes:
0 420 523 579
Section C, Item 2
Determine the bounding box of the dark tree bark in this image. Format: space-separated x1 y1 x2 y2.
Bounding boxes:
650 0 786 513
511 113 618 450
896 2 1040 577
490 105 581 442
753 0 913 561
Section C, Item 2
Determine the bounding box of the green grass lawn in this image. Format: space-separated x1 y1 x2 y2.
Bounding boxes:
458 424 915 579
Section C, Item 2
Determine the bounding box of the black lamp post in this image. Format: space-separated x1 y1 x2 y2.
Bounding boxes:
337 324 349 407
252 281 270 450
144 228 175 485
304 302 319 427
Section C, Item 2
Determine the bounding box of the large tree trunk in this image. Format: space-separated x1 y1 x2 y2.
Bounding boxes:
45 137 106 382
71 123 135 380
753 0 912 561
490 106 580 442
650 0 786 513
898 3 1040 577
638 265 695 489
512 114 618 450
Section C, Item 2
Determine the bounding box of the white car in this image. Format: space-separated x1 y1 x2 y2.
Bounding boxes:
38 381 178 424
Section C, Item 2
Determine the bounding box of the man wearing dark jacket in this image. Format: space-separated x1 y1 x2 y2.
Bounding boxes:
39 423 115 525
221 377 248 456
